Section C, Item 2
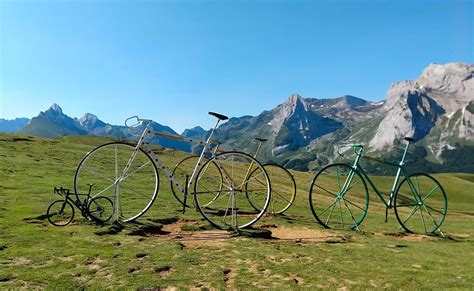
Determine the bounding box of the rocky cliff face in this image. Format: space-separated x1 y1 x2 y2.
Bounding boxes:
370 63 473 150
79 113 106 131
270 94 343 156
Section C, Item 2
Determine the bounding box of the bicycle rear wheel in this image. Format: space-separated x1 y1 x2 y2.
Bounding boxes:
309 163 369 230
87 196 113 223
394 173 447 234
246 164 296 214
74 142 159 223
171 155 223 207
194 151 271 230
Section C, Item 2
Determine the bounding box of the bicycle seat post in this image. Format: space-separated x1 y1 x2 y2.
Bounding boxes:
253 138 266 159
399 137 413 166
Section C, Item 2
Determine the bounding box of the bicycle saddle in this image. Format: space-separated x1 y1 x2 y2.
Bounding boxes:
208 112 229 121
255 138 268 142
404 136 415 143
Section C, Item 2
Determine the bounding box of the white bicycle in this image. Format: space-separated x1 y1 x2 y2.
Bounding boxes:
74 112 272 229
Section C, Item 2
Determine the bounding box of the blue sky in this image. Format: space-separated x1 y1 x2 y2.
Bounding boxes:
1 0 473 133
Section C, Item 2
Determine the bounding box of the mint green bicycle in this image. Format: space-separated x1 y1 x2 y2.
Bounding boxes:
309 138 447 234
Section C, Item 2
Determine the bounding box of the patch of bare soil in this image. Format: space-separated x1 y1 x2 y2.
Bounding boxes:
375 232 436 241
151 219 231 248
11 257 33 266
270 226 348 243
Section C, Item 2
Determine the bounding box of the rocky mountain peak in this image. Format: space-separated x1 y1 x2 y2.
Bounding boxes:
284 93 308 111
79 113 98 124
46 103 63 115
182 126 208 139
79 113 106 130
415 62 474 112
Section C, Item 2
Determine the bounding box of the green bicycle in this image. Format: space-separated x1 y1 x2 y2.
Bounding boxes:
309 137 447 234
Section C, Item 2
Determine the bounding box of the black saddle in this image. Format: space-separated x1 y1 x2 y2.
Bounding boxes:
404 136 415 143
208 112 229 121
255 138 268 142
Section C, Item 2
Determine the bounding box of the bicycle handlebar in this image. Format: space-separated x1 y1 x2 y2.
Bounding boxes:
125 116 152 128
337 143 364 157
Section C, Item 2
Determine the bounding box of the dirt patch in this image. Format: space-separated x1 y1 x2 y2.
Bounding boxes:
270 226 348 243
375 232 435 241
57 256 77 262
11 257 33 266
144 219 232 248
85 256 105 272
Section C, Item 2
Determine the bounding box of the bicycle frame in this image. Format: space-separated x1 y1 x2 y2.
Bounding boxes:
112 116 224 221
343 142 419 221
353 143 410 207
54 186 92 215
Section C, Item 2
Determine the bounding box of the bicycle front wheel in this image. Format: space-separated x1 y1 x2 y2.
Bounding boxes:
74 142 159 223
394 173 447 234
309 163 369 230
47 200 75 226
194 151 271 230
247 164 296 214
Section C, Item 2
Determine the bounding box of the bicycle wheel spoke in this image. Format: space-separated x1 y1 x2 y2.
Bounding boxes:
341 198 361 230
424 204 444 215
320 199 338 216
401 205 420 225
324 202 338 226
338 200 345 228
314 184 338 198
346 178 362 192
422 204 441 229
91 182 116 199
419 207 428 233
238 170 265 190
422 184 440 202
119 183 152 199
122 160 152 181
343 197 366 212
82 165 116 183
272 189 293 204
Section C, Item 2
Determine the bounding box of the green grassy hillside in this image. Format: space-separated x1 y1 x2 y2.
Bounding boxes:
0 133 473 288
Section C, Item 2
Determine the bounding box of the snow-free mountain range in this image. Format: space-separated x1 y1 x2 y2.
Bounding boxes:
2 62 473 172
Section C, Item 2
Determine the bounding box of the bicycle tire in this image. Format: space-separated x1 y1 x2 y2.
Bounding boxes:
309 163 369 230
394 173 447 234
47 200 75 226
87 196 114 223
74 142 159 223
246 164 296 214
194 151 271 230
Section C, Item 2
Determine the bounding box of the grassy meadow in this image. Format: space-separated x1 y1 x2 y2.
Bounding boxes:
0 133 473 289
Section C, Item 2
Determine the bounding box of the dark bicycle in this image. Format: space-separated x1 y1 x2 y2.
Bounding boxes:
46 185 113 226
